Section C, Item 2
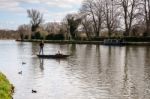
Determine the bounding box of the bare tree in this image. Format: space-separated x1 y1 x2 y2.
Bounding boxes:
64 14 81 39
118 0 139 36
104 0 120 37
143 0 150 36
18 24 31 40
27 9 44 32
43 22 61 34
80 0 105 37
81 14 94 39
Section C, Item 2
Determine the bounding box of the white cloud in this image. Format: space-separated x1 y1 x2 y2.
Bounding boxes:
0 0 84 14
45 0 83 8
0 0 25 13
0 0 83 29
20 0 40 4
0 0 83 18
44 10 78 22
21 0 83 5
46 2 72 8
0 0 83 12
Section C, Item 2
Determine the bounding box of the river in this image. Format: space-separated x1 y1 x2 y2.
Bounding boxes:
0 40 150 99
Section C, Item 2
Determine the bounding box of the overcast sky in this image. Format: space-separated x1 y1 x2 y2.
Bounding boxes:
0 0 83 30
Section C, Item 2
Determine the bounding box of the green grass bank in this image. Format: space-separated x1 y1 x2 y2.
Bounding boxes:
0 72 14 99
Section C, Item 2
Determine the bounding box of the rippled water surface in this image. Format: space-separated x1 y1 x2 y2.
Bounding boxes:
0 40 150 99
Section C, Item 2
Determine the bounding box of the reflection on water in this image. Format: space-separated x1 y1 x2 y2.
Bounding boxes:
0 40 150 99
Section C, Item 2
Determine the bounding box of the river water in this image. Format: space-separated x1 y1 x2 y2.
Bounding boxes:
0 40 150 99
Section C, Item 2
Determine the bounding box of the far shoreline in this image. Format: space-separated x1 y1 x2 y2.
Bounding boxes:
16 39 150 46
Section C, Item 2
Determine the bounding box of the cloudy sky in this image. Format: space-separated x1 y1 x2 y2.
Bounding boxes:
0 0 83 30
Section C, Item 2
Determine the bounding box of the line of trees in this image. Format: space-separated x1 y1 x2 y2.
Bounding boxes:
80 0 150 37
80 0 148 37
18 0 150 41
0 30 18 39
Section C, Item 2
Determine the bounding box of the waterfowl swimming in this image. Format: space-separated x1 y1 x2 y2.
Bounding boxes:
18 71 22 74
32 90 37 93
22 62 26 65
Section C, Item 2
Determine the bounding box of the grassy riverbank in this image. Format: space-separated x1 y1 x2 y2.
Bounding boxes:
0 72 14 99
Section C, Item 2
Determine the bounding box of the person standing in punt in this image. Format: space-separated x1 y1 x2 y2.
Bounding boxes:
39 40 44 55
